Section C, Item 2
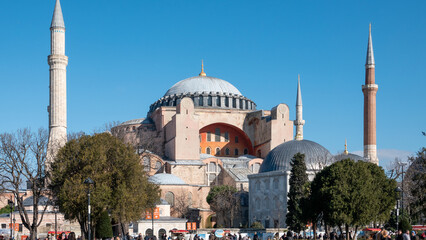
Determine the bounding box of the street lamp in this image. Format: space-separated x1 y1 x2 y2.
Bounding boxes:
395 187 402 232
84 178 95 240
398 162 408 216
8 200 13 240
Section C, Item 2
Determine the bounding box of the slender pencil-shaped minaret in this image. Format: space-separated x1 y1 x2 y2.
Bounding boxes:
362 24 379 165
47 0 68 162
295 74 305 141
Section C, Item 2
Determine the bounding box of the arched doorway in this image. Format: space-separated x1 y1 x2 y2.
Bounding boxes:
158 229 166 239
145 229 153 236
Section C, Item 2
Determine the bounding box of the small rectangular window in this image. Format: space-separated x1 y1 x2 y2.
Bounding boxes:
207 132 211 142
1 224 6 229
224 132 229 142
235 136 239 143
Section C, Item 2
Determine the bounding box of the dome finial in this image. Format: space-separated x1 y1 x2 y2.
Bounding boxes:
344 139 349 155
199 59 206 76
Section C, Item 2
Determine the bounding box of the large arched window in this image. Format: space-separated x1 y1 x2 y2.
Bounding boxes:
206 162 220 186
143 157 151 172
251 163 261 173
208 162 217 172
154 161 162 171
165 192 175 206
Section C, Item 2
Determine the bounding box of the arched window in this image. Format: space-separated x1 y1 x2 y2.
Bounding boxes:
208 162 216 172
244 148 248 155
264 179 270 190
215 148 220 156
225 97 229 107
225 148 230 155
232 98 236 108
256 180 260 190
257 150 261 157
154 161 162 171
199 96 203 106
165 192 175 206
251 163 261 173
143 157 151 172
188 192 193 208
216 96 221 106
273 178 279 189
208 96 212 106
206 147 211 155
234 148 239 156
240 99 243 109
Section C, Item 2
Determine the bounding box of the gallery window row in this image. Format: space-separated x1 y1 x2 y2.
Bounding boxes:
204 147 248 156
205 129 239 143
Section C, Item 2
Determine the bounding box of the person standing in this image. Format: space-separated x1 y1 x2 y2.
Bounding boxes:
403 231 411 240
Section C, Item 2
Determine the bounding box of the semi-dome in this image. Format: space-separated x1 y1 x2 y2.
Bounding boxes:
164 76 242 97
148 173 187 185
259 139 334 173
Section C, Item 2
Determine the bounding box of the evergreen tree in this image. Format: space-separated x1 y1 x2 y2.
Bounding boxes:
286 153 309 233
96 211 113 240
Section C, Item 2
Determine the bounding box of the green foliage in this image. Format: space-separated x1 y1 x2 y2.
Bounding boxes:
96 211 113 239
311 159 397 232
406 147 425 224
286 153 309 233
399 216 412 232
49 133 160 236
250 221 264 229
0 205 13 214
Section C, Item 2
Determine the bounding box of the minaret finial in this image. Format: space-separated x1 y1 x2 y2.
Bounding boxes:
199 59 206 76
295 74 305 141
51 0 65 29
366 23 375 66
344 139 349 155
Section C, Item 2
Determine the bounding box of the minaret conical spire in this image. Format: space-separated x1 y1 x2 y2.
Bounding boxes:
366 23 374 66
51 0 65 29
294 74 305 141
296 74 302 106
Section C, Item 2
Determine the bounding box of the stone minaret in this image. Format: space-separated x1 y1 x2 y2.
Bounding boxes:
362 24 379 165
294 74 305 141
47 0 68 161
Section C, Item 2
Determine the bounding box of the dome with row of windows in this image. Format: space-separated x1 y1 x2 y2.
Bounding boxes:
149 70 256 113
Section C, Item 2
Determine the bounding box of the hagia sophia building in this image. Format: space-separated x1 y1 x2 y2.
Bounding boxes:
43 0 380 233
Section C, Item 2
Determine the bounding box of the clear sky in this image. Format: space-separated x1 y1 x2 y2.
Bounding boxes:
0 0 424 167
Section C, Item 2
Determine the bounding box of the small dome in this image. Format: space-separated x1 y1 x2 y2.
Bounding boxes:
164 76 242 97
148 173 187 185
334 153 365 162
259 140 333 173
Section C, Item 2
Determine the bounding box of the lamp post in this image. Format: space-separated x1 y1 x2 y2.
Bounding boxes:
84 178 95 240
399 162 407 216
395 187 402 232
8 200 13 240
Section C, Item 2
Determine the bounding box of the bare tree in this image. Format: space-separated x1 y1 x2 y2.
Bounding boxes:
0 128 50 240
172 191 191 218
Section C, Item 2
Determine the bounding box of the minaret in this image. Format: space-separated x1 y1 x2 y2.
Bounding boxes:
47 0 68 161
362 24 379 165
294 74 305 141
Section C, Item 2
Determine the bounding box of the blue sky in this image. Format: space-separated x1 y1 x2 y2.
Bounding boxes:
0 0 424 167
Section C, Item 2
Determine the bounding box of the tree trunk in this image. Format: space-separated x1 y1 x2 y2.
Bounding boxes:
345 224 349 240
313 222 317 240
29 227 37 240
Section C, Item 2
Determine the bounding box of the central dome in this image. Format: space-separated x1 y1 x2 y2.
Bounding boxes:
164 76 243 97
